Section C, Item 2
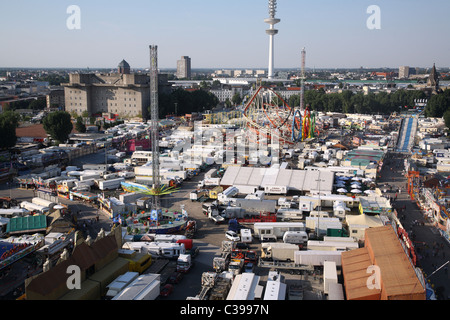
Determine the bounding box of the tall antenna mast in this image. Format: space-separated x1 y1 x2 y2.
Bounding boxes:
264 0 281 80
300 47 306 110
150 45 161 210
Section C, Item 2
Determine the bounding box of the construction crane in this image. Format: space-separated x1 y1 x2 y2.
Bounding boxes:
149 45 161 211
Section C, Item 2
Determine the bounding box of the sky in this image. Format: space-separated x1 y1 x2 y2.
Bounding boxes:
0 0 449 70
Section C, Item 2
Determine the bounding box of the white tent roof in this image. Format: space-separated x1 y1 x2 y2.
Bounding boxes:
220 166 334 194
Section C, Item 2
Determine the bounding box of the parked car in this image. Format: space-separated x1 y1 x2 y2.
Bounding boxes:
244 262 255 273
235 242 249 250
168 272 183 284
225 230 240 242
160 284 174 297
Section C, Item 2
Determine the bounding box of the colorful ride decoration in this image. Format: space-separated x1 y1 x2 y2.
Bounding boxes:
242 86 316 145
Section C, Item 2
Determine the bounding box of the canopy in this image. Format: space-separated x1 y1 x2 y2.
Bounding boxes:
337 188 348 193
351 189 362 193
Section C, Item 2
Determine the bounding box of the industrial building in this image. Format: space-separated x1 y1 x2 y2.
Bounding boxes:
341 226 426 300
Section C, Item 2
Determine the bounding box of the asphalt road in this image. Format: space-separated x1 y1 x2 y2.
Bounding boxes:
378 152 450 299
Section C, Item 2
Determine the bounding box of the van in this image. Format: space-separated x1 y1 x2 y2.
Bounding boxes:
283 231 308 245
240 229 252 244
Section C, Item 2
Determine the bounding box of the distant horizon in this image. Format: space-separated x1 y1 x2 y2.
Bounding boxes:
1 1 449 70
1 65 448 72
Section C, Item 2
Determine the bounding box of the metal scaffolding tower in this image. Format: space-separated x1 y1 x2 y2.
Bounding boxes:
150 45 161 210
300 47 306 111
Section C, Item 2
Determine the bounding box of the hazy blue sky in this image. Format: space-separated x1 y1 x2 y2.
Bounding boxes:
1 0 449 69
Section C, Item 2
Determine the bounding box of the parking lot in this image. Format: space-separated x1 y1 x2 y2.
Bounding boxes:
0 150 326 300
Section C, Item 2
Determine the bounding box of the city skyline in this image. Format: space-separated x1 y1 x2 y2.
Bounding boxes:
1 0 450 69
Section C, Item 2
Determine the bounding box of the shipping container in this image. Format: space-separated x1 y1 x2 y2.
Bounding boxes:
323 261 338 295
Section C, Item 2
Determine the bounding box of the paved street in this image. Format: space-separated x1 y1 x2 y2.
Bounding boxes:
379 152 449 299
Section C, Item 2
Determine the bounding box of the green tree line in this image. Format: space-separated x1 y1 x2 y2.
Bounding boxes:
287 89 438 115
157 88 219 117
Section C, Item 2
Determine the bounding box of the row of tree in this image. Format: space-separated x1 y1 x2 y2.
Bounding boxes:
2 97 47 112
285 89 433 115
157 88 219 118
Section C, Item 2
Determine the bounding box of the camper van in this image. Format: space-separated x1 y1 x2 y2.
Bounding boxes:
240 229 253 244
282 231 308 245
254 222 306 242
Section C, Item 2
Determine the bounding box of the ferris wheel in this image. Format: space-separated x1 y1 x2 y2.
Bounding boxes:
242 86 316 146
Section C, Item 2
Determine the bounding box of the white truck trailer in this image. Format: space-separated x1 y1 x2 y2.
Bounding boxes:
98 178 125 191
112 273 161 300
323 261 338 295
123 242 186 259
19 201 49 214
253 222 306 242
260 243 300 262
31 197 56 210
293 250 342 267
106 272 140 299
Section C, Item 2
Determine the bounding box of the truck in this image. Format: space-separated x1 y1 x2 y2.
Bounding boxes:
184 220 197 239
234 199 277 214
31 197 56 210
213 240 235 272
19 201 49 214
208 186 223 200
205 168 218 179
228 218 244 233
123 242 186 259
105 272 140 299
264 185 288 195
118 171 136 179
198 177 221 188
177 254 194 273
323 261 338 295
228 259 244 276
260 243 300 262
276 209 304 222
112 273 161 300
190 189 209 202
293 250 342 267
117 249 152 274
240 229 252 243
98 178 125 191
217 187 239 204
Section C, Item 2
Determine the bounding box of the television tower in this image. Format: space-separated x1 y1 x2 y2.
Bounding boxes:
264 0 280 80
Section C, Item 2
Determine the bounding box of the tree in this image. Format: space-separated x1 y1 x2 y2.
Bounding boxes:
0 111 20 150
231 93 242 106
425 90 450 118
29 98 46 110
43 111 73 144
444 110 450 130
75 116 86 133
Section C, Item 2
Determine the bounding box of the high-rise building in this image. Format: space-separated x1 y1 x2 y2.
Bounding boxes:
177 56 191 79
399 66 410 79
